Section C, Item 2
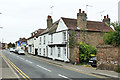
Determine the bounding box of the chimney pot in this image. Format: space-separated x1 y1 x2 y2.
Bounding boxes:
82 11 85 13
104 16 106 19
79 9 81 13
48 15 51 18
107 14 109 18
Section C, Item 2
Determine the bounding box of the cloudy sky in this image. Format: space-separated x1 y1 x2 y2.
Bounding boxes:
0 0 119 43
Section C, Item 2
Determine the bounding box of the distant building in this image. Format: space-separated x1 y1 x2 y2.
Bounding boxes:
118 1 120 23
0 42 8 49
15 38 27 50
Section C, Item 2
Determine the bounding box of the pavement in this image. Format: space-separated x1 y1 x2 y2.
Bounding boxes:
0 50 19 79
25 52 119 79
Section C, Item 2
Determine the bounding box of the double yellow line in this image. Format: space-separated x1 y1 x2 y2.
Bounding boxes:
2 53 31 80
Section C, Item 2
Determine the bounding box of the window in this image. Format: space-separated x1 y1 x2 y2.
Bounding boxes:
63 32 66 41
44 36 45 44
39 37 41 45
51 47 53 55
43 48 45 56
39 48 41 54
58 47 60 57
51 34 53 43
64 47 66 56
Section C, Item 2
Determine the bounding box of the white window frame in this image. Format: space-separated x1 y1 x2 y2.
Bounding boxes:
43 48 45 55
58 47 60 57
63 31 66 41
39 48 41 54
64 47 66 56
51 47 52 55
39 37 41 45
44 36 45 44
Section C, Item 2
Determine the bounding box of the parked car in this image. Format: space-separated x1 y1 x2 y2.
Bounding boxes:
14 49 19 54
18 49 25 55
9 48 14 52
88 56 97 67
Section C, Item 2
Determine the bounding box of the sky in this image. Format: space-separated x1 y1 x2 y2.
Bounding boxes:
0 0 119 43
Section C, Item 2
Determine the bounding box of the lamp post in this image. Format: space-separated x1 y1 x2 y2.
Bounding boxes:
0 27 3 49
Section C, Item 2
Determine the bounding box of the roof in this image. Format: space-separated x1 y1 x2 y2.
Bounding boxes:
40 20 60 35
28 29 45 40
61 17 113 32
34 29 45 38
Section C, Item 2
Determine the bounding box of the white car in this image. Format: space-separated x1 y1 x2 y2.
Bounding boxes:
18 49 25 55
9 48 14 52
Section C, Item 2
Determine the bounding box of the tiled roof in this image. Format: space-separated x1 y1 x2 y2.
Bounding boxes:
61 17 113 32
28 29 45 40
40 20 60 35
34 29 45 38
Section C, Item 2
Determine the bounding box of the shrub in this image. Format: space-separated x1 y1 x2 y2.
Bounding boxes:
77 42 96 64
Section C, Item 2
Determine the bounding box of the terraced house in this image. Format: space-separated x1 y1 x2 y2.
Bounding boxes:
27 29 45 55
37 9 113 63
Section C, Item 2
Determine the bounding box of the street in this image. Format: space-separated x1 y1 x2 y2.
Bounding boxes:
0 50 118 80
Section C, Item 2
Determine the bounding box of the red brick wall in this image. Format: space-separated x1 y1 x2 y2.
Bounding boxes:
97 45 120 71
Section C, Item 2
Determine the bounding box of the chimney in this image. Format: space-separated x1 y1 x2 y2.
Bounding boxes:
77 9 87 30
103 14 110 23
47 15 53 28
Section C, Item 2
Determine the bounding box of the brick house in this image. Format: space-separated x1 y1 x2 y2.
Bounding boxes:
37 9 113 63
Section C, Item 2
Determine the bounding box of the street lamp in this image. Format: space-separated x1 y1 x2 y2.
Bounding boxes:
0 27 3 49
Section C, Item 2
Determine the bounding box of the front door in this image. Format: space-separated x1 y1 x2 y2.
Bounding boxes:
35 48 38 55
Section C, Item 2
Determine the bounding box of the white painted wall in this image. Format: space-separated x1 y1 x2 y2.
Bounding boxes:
38 18 70 62
56 18 68 32
38 34 49 57
27 38 34 54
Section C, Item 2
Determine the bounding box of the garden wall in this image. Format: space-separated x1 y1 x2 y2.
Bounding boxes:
97 45 120 71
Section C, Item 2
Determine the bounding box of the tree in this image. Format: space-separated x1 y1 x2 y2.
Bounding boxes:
8 42 16 48
103 22 120 46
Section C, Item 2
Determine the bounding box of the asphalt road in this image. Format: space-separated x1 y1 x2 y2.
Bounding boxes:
1 50 110 80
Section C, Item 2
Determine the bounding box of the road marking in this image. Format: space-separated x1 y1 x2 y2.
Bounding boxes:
20 58 24 60
28 56 105 78
37 65 51 72
58 74 72 80
26 60 32 64
2 53 31 80
1 53 20 79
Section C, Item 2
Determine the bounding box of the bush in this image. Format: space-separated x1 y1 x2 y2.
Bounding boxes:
103 22 120 46
77 42 96 64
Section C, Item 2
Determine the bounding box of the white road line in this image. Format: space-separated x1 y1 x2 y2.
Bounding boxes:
58 74 72 80
37 65 51 72
16 56 19 57
25 60 33 64
20 58 24 60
